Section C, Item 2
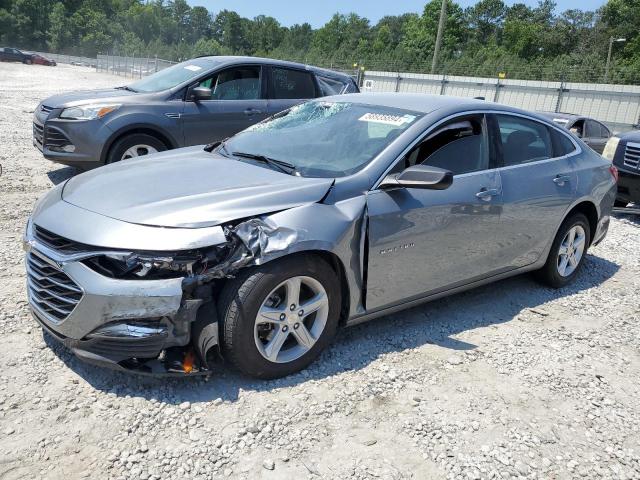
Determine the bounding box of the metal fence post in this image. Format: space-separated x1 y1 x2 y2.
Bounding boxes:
555 77 566 113
439 74 447 95
493 78 502 103
395 72 402 92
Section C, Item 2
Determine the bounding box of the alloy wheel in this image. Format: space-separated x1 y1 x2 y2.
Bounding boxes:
254 276 329 364
557 225 586 277
120 144 158 160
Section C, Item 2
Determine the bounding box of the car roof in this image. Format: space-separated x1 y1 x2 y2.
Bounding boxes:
320 92 545 117
196 55 353 80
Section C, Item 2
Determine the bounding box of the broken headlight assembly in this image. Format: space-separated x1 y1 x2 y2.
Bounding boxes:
83 249 222 280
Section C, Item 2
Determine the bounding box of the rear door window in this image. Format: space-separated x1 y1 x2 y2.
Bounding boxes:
496 114 553 166
270 67 317 99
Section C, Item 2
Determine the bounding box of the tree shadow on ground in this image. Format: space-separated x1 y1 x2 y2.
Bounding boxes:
44 253 620 404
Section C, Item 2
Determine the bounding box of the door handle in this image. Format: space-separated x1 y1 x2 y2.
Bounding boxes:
553 175 571 186
244 108 263 115
475 188 499 201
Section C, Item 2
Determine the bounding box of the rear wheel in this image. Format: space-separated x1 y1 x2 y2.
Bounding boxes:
535 213 590 288
218 255 341 379
106 133 167 164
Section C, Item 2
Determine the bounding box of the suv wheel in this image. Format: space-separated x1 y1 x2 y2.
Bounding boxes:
23 58 32 65
106 133 167 164
218 255 341 379
535 213 590 288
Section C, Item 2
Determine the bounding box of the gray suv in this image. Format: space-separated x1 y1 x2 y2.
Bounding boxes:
32 56 358 169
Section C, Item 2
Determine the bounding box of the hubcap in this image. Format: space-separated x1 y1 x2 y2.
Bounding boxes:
120 144 158 161
557 225 586 277
254 276 329 364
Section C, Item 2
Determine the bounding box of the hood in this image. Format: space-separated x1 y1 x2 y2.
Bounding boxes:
41 88 139 108
61 147 335 228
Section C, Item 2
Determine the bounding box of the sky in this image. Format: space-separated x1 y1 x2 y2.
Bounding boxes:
190 0 609 28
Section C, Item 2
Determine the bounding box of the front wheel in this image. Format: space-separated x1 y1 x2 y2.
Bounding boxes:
106 133 167 164
535 213 590 288
218 255 341 379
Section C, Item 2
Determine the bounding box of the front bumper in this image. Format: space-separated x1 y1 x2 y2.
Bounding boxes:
23 222 214 375
33 112 109 169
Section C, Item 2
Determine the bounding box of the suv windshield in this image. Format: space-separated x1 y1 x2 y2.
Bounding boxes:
222 101 421 178
128 58 219 93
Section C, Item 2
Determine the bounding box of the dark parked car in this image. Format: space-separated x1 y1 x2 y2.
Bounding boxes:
0 47 32 64
539 112 611 154
24 52 56 66
33 56 359 170
602 131 640 206
24 94 616 378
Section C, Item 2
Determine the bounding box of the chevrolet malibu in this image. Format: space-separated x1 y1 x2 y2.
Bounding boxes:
24 94 617 378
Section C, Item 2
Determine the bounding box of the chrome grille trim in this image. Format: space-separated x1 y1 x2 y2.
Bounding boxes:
40 104 53 114
34 226 92 254
26 250 83 323
33 122 44 146
623 142 640 170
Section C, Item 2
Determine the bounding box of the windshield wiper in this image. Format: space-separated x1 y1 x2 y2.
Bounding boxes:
115 85 137 92
230 151 297 175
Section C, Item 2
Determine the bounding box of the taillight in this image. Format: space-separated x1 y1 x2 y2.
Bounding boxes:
609 165 619 182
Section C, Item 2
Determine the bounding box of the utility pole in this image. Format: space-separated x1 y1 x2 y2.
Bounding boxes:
605 36 626 83
431 0 447 74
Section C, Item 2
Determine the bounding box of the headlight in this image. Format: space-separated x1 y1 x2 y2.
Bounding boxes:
59 103 121 120
602 136 620 161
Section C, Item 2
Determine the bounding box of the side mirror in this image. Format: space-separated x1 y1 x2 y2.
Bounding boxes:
380 164 453 190
191 86 212 101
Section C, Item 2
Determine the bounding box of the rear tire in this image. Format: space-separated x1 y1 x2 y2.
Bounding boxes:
106 133 167 164
535 213 590 288
218 255 341 379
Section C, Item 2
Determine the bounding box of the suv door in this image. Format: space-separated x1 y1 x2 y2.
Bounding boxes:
492 113 578 268
266 66 319 116
181 64 268 145
583 119 611 154
365 114 504 310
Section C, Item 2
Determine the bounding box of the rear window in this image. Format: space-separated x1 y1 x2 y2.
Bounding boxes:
270 68 316 99
317 74 349 96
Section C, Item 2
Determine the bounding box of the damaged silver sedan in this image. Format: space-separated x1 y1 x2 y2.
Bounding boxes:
24 93 616 378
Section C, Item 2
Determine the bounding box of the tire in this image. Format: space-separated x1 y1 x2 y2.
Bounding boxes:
106 133 167 164
23 58 32 65
535 213 591 288
218 255 341 379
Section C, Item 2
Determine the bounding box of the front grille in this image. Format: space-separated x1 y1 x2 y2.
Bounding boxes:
623 142 640 170
44 127 72 148
26 252 83 323
34 225 93 253
33 122 44 146
40 104 53 114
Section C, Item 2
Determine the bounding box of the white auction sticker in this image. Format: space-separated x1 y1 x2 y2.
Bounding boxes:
184 65 202 72
358 113 415 126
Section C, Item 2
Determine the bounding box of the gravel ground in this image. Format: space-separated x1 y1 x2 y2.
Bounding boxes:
1 62 639 480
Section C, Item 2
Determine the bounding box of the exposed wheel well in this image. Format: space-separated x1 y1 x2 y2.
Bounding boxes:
566 201 598 246
103 128 174 163
289 250 351 326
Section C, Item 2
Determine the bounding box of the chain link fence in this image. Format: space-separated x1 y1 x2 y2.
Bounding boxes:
95 55 177 79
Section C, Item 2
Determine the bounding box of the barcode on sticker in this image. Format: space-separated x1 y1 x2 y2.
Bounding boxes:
358 113 415 126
